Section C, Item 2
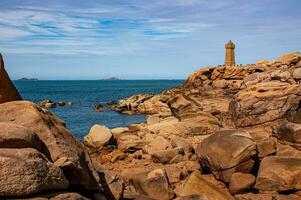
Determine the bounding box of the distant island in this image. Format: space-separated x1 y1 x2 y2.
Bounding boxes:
18 77 39 81
102 77 120 80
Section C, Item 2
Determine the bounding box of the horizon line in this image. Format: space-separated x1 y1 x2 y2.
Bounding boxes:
13 79 186 81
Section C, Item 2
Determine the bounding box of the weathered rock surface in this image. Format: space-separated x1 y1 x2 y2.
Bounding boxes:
0 53 22 104
230 81 301 127
87 52 301 199
0 148 69 197
114 94 171 115
175 171 234 200
197 130 257 182
96 170 125 200
255 156 301 191
275 122 301 149
129 168 174 200
0 101 98 189
28 192 90 200
0 122 43 150
229 173 256 194
84 125 112 148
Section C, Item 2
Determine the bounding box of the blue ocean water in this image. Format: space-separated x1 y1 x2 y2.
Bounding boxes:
14 80 183 140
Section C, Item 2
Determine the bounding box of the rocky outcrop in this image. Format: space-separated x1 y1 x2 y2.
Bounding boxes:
37 100 73 108
0 53 22 103
0 101 98 189
197 130 257 183
4 52 301 199
0 100 126 199
230 81 301 127
113 94 171 115
255 156 301 191
0 122 43 150
275 122 301 149
128 168 174 200
228 173 256 195
0 148 69 197
175 171 234 200
96 52 301 199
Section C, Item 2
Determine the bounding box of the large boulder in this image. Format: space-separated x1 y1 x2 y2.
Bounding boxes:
255 156 301 191
197 130 257 183
114 94 170 115
228 173 256 195
168 94 203 119
116 133 147 152
143 135 173 155
0 53 22 104
0 148 68 197
277 52 301 64
293 68 301 79
96 170 125 200
129 168 174 200
275 122 301 150
175 171 234 200
84 125 112 148
0 101 98 189
0 122 43 151
230 81 301 127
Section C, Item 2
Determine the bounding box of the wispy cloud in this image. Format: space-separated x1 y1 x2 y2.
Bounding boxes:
0 0 300 57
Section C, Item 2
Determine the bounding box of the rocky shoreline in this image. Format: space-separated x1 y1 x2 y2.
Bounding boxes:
86 52 301 200
1 52 301 199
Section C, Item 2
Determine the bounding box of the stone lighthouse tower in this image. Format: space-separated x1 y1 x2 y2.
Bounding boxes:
224 40 236 66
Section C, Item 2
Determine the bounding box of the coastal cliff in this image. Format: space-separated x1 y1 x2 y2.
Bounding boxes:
0 53 22 103
1 52 301 199
88 52 301 199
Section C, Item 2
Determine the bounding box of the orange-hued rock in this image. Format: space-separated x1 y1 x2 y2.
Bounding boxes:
0 122 43 151
95 51 301 199
175 171 234 200
0 148 69 197
0 53 22 103
229 173 256 194
277 52 301 64
230 81 301 127
129 168 174 200
0 101 98 190
255 156 301 191
196 130 257 183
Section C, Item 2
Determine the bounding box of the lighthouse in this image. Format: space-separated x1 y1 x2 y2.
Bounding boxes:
225 40 236 66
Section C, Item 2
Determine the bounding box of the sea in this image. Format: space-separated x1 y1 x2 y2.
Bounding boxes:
14 80 183 140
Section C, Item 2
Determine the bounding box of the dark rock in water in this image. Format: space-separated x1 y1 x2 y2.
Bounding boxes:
38 100 72 108
94 104 104 112
107 100 117 106
58 101 73 106
0 53 22 104
37 100 57 108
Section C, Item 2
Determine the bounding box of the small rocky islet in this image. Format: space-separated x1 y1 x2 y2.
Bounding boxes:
1 48 301 199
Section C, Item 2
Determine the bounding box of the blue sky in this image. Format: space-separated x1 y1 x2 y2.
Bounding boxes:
0 0 300 80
